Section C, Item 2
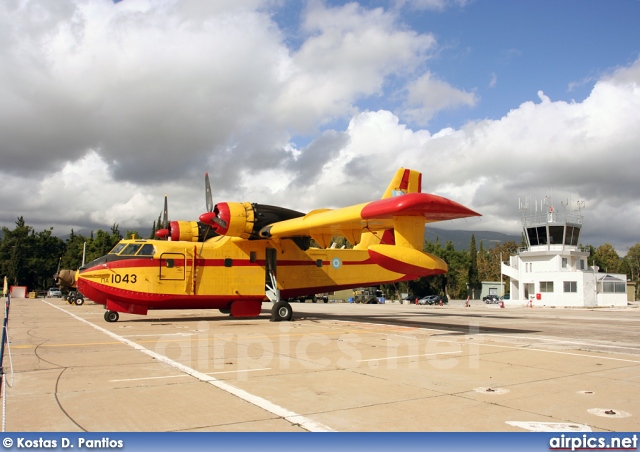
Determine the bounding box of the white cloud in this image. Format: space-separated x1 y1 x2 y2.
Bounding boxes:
1 1 639 254
273 1 436 131
402 72 477 125
394 0 470 11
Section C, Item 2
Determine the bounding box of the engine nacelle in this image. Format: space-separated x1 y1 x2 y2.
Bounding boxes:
169 221 201 242
154 221 219 242
200 202 305 239
200 202 255 238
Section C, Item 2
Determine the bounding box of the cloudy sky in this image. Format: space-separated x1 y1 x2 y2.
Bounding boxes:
1 0 639 253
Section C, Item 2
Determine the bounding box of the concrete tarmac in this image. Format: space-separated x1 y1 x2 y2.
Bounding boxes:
3 297 639 432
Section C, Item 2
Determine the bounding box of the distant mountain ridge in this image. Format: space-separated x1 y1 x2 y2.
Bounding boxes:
425 227 521 251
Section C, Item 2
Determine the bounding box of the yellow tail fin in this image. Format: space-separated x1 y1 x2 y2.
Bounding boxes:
381 168 422 198
356 168 424 250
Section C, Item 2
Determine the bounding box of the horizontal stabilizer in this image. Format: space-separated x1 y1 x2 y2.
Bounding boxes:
361 192 480 222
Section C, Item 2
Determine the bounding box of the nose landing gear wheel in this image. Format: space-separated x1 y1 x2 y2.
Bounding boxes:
104 310 119 323
271 300 293 322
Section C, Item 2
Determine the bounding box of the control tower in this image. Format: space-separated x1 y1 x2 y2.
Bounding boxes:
521 197 584 252
501 197 626 307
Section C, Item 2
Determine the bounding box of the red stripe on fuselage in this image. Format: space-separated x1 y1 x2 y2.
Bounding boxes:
81 257 375 273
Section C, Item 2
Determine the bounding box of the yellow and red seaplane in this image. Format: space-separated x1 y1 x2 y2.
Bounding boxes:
76 168 480 322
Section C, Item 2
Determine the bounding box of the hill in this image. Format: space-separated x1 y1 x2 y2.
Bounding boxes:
425 227 521 251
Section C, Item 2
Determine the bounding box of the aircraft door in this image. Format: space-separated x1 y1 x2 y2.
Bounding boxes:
159 252 186 280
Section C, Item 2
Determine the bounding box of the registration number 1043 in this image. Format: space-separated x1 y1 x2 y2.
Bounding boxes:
111 274 137 284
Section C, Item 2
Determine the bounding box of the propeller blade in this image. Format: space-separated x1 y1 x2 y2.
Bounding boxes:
212 217 227 229
155 195 170 239
54 257 61 281
162 195 169 228
205 172 213 213
199 212 227 229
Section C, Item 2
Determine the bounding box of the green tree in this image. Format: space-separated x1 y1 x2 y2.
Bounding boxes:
593 243 620 273
477 241 490 281
0 217 65 290
0 217 32 286
85 228 121 263
624 243 640 299
126 230 141 239
61 230 88 269
441 240 469 299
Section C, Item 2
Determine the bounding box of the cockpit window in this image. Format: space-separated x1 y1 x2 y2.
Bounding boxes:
109 243 127 255
120 244 142 256
138 244 155 255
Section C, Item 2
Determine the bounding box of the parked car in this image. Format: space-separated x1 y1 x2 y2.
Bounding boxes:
483 294 500 304
401 294 416 304
500 294 510 301
47 287 62 298
417 295 433 305
418 295 446 305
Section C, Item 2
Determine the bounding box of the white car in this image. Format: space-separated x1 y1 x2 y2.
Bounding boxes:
47 288 62 298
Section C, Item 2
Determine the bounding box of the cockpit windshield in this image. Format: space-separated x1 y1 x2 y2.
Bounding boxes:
120 244 143 256
109 242 155 256
138 244 155 255
109 243 127 254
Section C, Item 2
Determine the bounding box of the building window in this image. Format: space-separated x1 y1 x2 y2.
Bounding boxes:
562 258 567 268
549 226 564 245
603 282 626 293
540 281 554 292
578 260 585 270
563 281 577 293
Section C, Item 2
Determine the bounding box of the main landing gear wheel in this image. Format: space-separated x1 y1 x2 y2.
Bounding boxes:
74 297 84 306
271 300 293 322
104 310 119 323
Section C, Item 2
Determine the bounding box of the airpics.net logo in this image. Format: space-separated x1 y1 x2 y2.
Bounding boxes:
549 434 638 451
151 320 482 380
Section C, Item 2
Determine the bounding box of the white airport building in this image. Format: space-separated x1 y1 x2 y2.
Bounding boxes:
500 199 627 307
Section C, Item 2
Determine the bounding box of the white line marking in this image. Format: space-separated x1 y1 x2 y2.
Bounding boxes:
483 333 640 352
358 351 461 362
43 301 333 432
110 368 272 382
473 342 640 364
111 375 187 382
122 333 195 338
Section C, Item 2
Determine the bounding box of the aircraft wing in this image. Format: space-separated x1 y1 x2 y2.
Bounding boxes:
259 192 480 246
